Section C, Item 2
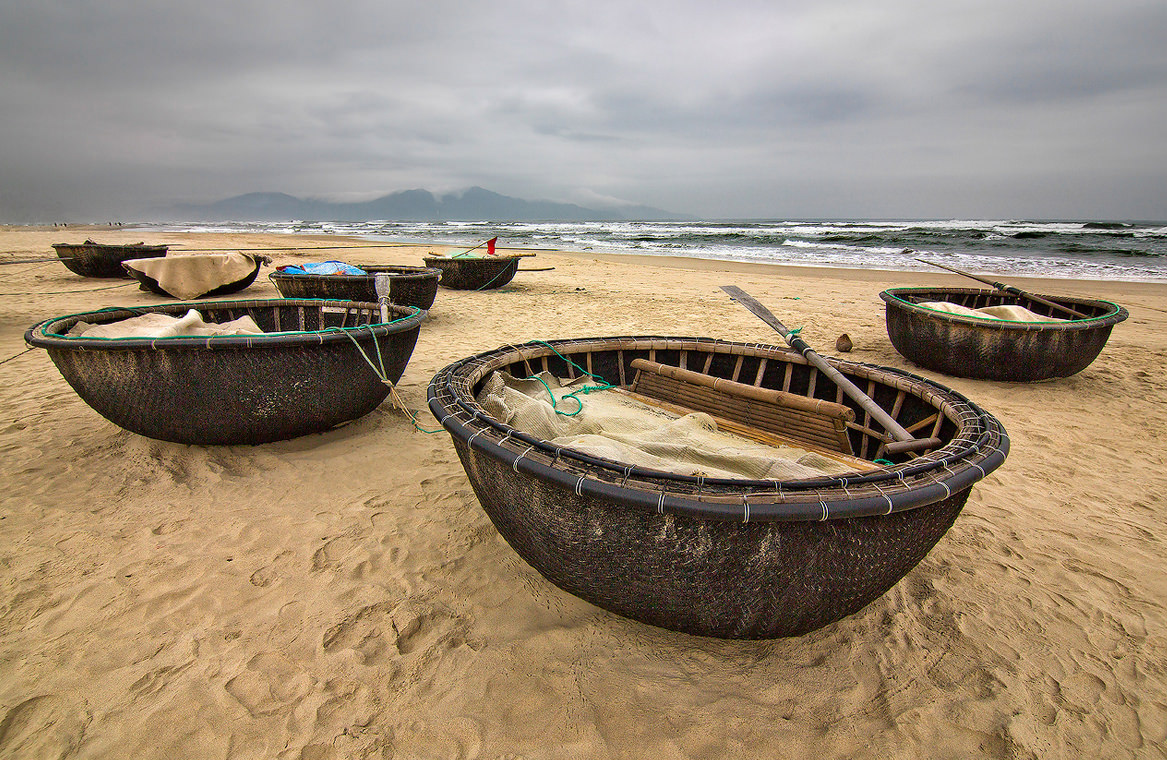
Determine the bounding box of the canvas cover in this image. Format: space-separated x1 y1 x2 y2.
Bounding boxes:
126 253 259 299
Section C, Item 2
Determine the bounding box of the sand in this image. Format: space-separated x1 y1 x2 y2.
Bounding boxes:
1 226 1164 759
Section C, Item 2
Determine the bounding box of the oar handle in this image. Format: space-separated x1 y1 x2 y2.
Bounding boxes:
995 284 1089 319
916 258 1088 319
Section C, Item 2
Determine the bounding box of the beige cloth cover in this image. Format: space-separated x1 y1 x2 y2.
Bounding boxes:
919 301 1065 322
125 253 258 299
68 309 264 339
477 371 856 480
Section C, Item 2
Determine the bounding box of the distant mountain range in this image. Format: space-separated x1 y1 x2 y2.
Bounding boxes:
161 187 690 222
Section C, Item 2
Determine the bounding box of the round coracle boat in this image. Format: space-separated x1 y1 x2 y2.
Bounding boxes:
428 336 1008 639
26 299 424 445
52 240 168 278
269 265 441 310
880 287 1128 381
423 255 519 290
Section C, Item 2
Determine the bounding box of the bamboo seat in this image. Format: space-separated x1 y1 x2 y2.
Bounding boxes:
629 358 856 455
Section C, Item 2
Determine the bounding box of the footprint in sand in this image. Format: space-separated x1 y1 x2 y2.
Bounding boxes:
224 652 314 718
322 600 468 665
249 549 296 588
311 535 361 573
0 695 90 758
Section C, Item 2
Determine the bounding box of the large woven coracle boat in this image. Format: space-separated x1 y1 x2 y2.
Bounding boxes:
269 265 441 309
423 255 519 290
52 240 168 278
428 336 1008 639
880 287 1128 381
26 299 424 445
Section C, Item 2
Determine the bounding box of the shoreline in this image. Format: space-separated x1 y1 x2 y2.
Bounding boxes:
9 222 1166 289
1 225 1164 758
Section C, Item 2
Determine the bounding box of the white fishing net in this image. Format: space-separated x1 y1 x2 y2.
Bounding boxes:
919 301 1065 322
68 309 264 339
477 371 857 480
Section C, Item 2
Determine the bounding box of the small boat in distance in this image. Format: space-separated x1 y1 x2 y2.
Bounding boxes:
51 239 168 278
270 264 442 309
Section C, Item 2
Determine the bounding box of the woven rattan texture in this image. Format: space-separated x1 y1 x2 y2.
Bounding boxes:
455 436 966 638
423 256 518 290
428 336 1008 637
270 266 440 309
881 287 1128 381
32 300 422 444
52 242 168 278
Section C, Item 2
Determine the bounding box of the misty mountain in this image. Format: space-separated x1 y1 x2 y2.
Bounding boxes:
162 187 689 222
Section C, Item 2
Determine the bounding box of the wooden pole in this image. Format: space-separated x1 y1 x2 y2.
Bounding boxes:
915 258 1088 319
721 285 941 455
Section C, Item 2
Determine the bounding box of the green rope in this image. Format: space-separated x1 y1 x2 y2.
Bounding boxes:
529 340 615 416
474 260 518 291
325 327 442 434
530 375 613 417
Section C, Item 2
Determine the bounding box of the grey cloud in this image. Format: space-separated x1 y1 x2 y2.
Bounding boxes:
0 0 1164 221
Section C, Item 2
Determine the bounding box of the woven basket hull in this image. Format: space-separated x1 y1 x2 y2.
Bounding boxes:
423 256 518 290
269 266 441 309
27 299 424 445
52 242 167 278
453 435 968 638
881 287 1128 381
428 336 1008 638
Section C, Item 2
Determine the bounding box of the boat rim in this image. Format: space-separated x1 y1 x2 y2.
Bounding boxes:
428 336 1009 522
25 298 425 351
879 286 1128 328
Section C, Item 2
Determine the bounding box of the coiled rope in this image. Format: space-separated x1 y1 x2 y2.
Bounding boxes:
528 340 615 416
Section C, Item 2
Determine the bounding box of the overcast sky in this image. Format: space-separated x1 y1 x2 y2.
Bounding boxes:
2 0 1164 222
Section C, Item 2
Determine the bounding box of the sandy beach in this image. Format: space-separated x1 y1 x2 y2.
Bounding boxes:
1 225 1165 759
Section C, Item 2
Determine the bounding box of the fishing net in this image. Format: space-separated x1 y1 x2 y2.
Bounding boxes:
477 371 855 480
918 301 1066 322
67 309 264 339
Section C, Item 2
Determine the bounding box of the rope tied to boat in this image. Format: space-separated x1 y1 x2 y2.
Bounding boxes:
327 326 442 434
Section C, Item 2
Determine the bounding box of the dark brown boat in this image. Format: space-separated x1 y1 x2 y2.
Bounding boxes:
269 265 441 309
428 336 1008 638
880 286 1128 381
423 255 519 290
27 299 424 445
52 240 168 278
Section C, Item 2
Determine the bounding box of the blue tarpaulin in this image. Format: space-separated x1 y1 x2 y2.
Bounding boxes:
277 261 366 275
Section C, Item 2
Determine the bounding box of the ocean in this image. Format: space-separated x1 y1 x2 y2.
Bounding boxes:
145 219 1167 282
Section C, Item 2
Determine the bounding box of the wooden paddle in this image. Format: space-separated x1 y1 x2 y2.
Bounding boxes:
721 285 941 456
446 238 537 259
374 273 392 322
915 258 1088 319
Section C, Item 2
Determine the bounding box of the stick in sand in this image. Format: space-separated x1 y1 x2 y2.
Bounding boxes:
915 258 1088 319
448 237 537 259
721 285 941 456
